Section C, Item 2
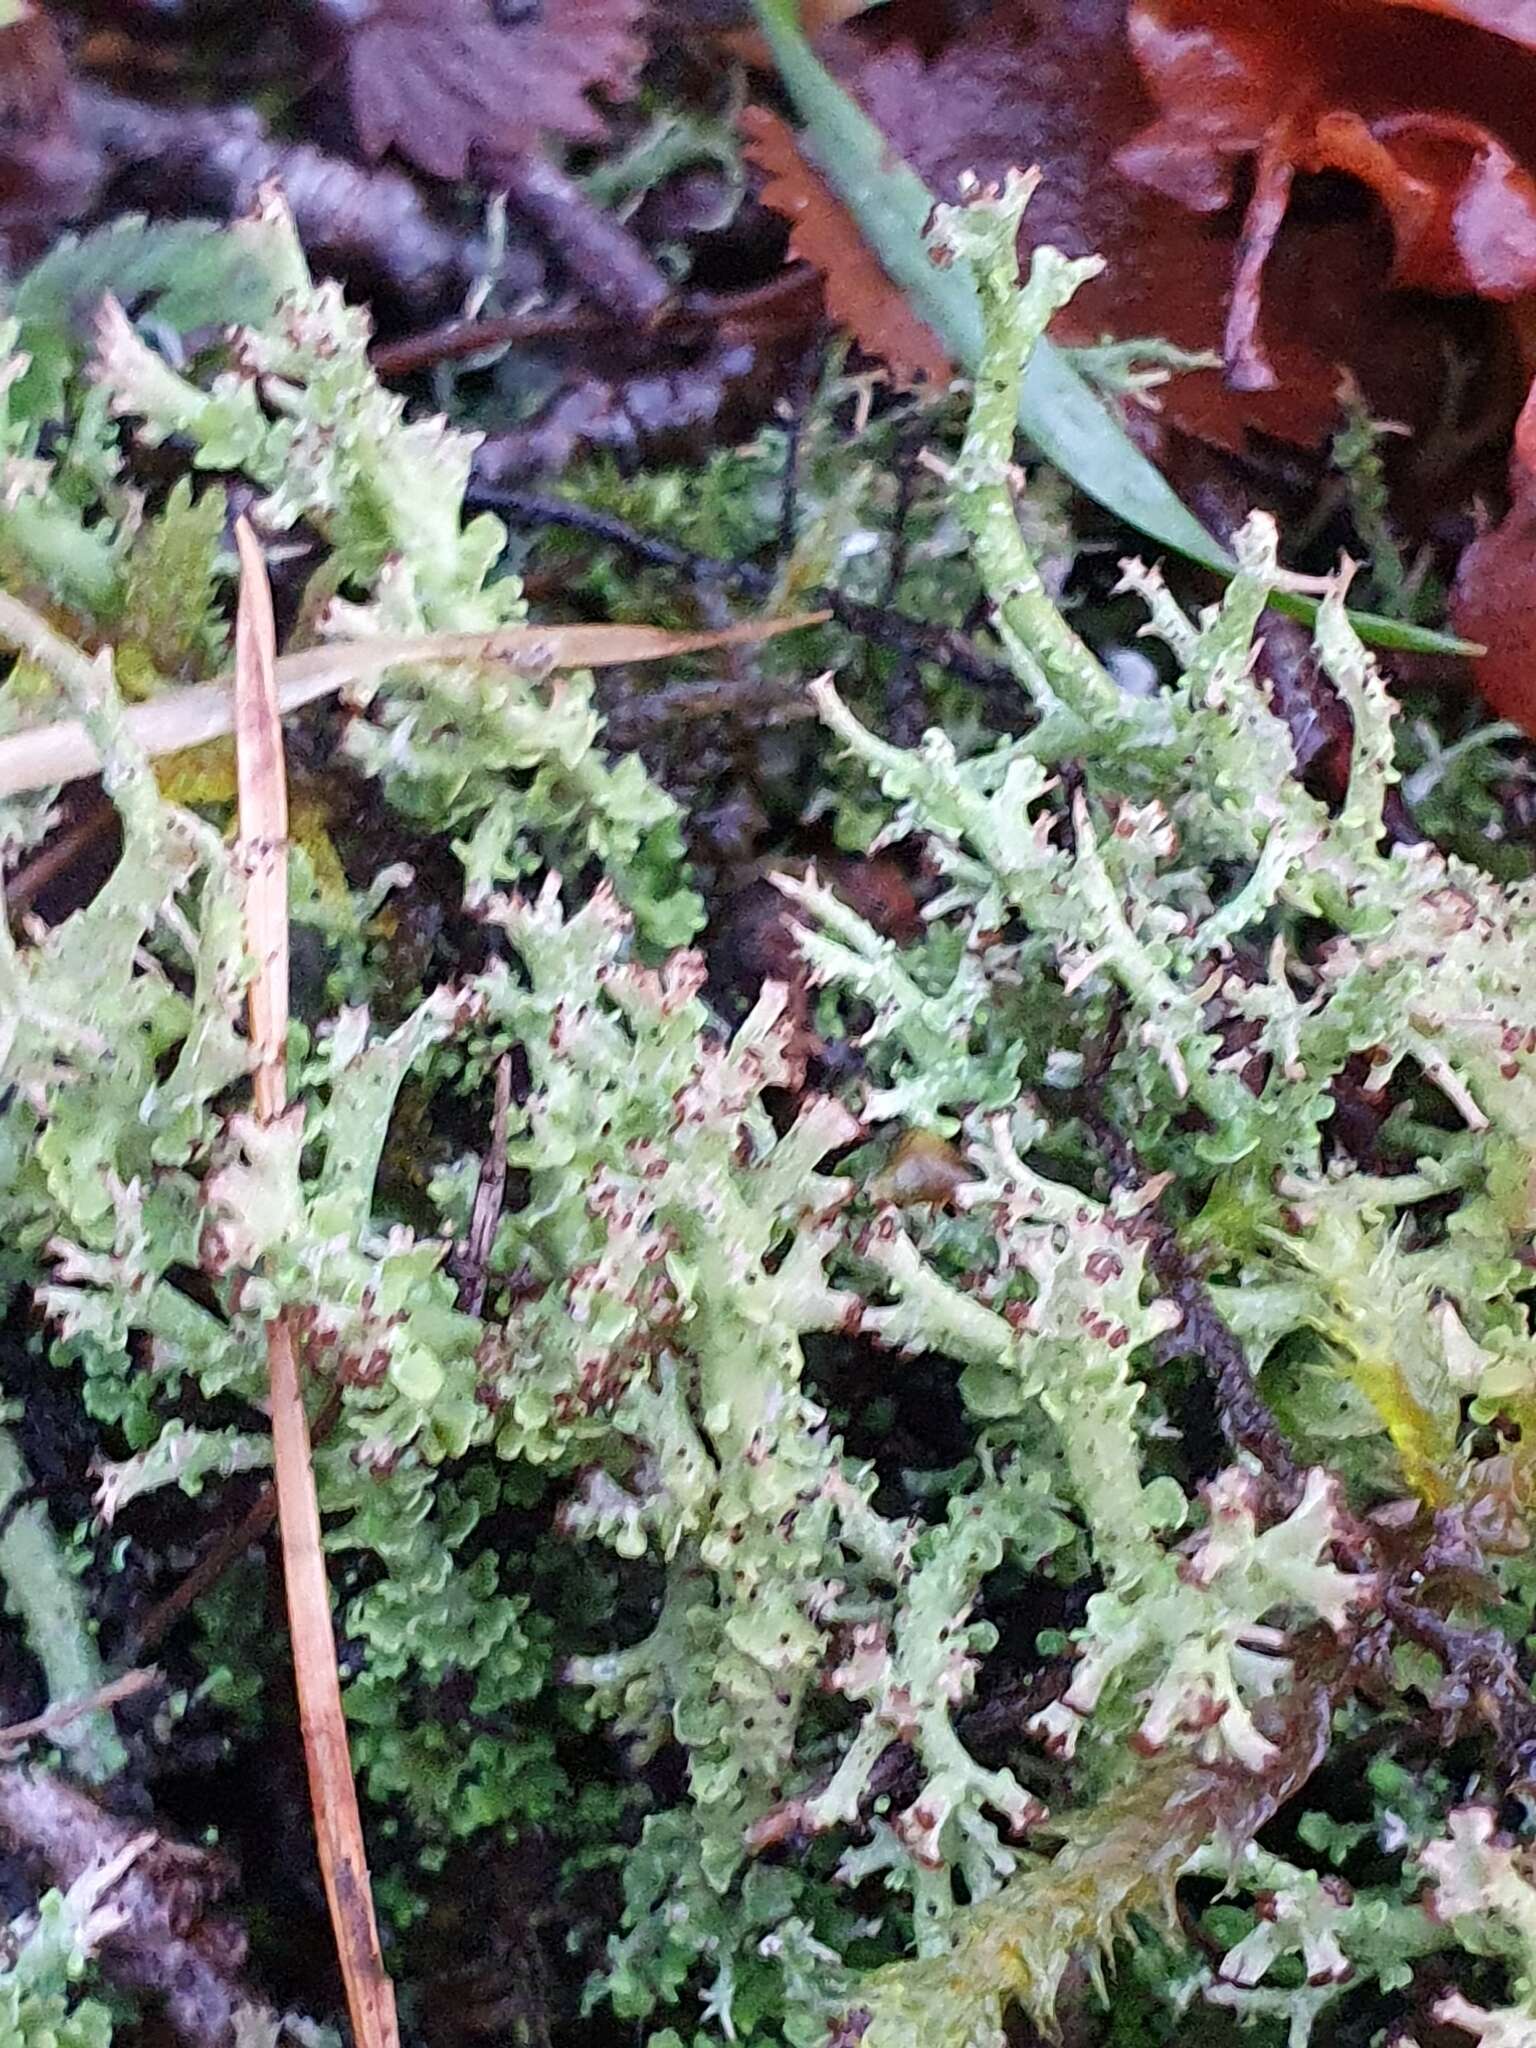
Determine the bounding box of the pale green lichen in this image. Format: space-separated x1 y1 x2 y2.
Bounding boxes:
0 1855 134 2048
5 170 1536 2048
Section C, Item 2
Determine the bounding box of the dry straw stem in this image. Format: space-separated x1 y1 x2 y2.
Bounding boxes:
0 610 830 798
232 519 400 2048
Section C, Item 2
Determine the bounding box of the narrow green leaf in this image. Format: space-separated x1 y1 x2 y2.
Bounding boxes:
748 0 1478 660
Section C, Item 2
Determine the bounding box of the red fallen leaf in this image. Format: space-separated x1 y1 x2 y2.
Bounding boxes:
1120 0 1536 388
317 0 648 183
709 853 921 1068
748 0 1497 456
741 104 954 387
846 0 1348 446
1452 382 1536 732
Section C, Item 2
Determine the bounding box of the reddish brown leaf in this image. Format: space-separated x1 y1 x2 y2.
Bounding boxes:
326 0 648 182
1453 381 1536 733
741 104 953 387
0 4 70 152
1120 0 1536 385
851 0 1338 448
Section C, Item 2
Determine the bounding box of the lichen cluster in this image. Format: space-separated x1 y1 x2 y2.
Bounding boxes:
5 177 1536 2048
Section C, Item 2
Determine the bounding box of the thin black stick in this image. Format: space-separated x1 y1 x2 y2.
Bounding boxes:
1383 1582 1536 1787
775 344 825 559
470 485 1025 708
1083 1109 1301 1496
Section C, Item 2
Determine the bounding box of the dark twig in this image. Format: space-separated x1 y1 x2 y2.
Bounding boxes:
469 485 1024 707
1383 1584 1536 1787
881 425 935 744
4 798 115 924
371 269 822 380
1154 1250 1303 1498
0 1669 160 1758
375 300 614 373
121 1484 278 1664
882 419 927 608
775 343 825 559
77 87 507 311
0 1480 44 1547
122 1387 345 1663
451 1053 512 1319
884 657 929 748
485 150 670 326
1082 1111 1301 1496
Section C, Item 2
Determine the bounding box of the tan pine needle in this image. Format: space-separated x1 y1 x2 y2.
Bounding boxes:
232 517 400 2048
0 607 830 798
